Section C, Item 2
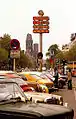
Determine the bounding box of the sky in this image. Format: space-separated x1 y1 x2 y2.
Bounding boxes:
0 0 76 59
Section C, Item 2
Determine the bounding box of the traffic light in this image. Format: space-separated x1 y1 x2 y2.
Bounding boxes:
62 60 67 66
37 52 43 59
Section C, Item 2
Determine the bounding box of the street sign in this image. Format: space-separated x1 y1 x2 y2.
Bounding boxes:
10 50 20 58
33 16 49 20
33 29 49 33
33 25 49 29
10 39 20 50
33 15 49 33
33 21 49 25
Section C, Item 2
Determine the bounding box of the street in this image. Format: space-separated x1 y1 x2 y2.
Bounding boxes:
52 77 76 119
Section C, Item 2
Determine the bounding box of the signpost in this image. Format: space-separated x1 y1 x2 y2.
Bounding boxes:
33 10 49 71
10 50 20 58
10 39 20 71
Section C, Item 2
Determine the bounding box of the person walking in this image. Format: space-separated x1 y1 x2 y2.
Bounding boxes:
67 68 72 90
54 67 59 88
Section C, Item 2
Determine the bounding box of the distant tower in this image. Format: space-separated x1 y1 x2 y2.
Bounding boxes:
26 33 33 56
33 43 39 58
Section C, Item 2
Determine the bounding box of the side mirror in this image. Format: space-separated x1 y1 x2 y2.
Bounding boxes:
22 77 27 81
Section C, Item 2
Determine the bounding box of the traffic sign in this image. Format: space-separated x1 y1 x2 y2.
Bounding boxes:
10 50 20 58
33 15 49 33
10 39 20 50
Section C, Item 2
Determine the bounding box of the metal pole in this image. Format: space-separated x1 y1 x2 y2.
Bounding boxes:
13 58 15 71
40 33 42 52
40 33 42 72
8 49 10 70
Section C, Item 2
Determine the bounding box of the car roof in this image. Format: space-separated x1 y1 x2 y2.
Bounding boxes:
0 71 15 73
0 79 18 84
20 71 42 75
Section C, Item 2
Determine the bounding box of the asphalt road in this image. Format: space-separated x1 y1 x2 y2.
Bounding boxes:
52 77 76 119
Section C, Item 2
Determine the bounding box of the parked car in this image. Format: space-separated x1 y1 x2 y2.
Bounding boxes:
26 81 49 93
0 71 64 105
19 71 54 92
18 73 49 93
0 71 49 93
41 72 66 89
58 73 68 82
4 73 64 105
24 91 63 105
9 77 35 92
0 71 35 92
0 79 74 119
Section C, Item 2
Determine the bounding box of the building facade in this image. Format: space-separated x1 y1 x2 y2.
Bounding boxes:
62 33 76 52
25 33 39 58
33 43 39 58
26 33 33 56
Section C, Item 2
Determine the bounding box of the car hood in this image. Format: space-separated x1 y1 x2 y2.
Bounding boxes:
24 92 61 101
37 79 53 84
0 102 73 117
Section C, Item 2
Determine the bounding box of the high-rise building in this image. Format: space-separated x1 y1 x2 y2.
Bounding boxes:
33 43 39 58
26 33 33 56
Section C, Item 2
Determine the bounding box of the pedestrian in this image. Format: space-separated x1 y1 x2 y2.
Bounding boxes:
54 67 59 88
67 68 72 90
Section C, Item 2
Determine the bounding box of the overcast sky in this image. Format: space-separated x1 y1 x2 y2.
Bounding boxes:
0 0 76 59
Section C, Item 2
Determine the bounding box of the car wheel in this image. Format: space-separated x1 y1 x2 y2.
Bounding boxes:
58 82 63 89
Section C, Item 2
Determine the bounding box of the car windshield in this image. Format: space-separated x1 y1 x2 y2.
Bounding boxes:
31 74 48 81
0 81 26 102
40 74 51 81
10 78 27 86
31 74 41 79
40 74 48 79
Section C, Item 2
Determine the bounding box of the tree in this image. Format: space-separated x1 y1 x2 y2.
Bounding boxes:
67 44 76 61
48 44 60 56
46 52 50 57
0 48 8 70
16 51 28 68
0 34 11 51
46 44 61 68
55 51 64 60
46 58 51 69
0 48 8 61
16 51 35 69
